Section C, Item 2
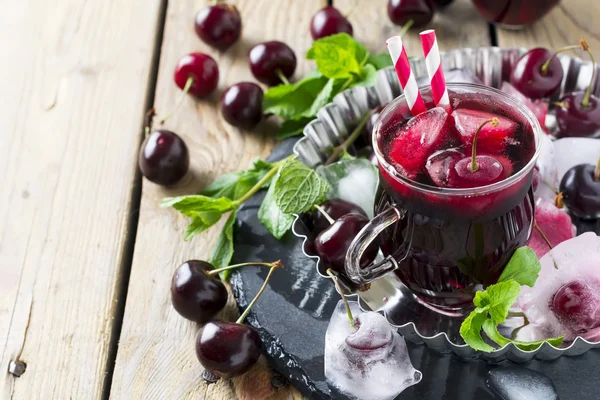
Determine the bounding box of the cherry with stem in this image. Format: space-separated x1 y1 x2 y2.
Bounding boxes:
556 156 600 219
469 117 498 172
196 260 283 379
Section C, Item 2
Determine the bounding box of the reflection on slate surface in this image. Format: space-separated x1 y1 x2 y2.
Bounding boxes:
230 138 600 400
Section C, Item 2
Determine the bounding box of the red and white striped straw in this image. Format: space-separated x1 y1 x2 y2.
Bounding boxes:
386 36 427 116
420 29 450 112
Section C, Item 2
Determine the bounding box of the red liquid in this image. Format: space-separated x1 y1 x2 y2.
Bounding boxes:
376 90 536 310
472 0 560 27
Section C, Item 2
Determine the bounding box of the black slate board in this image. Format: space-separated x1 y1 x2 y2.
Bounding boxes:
230 139 600 400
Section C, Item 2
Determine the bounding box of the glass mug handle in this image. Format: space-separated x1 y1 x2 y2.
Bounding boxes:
345 207 408 286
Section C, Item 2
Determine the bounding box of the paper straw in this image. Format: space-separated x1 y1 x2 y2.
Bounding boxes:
386 36 427 116
420 29 450 112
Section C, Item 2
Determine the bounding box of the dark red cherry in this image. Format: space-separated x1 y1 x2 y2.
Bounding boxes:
170 260 227 323
196 321 261 377
387 0 434 27
194 4 242 51
220 82 264 130
509 48 562 100
550 280 600 333
312 199 367 234
174 53 219 98
449 156 508 188
310 6 353 40
314 214 378 276
556 93 600 138
139 130 189 186
248 41 297 86
558 161 600 219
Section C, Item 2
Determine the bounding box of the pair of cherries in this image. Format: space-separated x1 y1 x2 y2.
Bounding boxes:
510 39 600 138
171 259 282 379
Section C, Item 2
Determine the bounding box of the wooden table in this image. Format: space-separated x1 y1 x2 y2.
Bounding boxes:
1 0 599 399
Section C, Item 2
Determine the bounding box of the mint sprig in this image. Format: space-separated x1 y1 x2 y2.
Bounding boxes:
264 33 392 139
274 159 329 214
459 247 564 352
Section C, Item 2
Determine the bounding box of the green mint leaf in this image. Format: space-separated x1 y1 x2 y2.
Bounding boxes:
459 310 494 352
274 159 329 214
258 168 295 239
200 159 275 201
306 33 368 79
300 78 336 118
477 280 521 325
498 246 541 287
183 211 222 240
263 73 328 120
339 151 356 161
482 319 564 351
161 195 234 216
354 64 378 88
276 118 314 140
209 209 238 279
367 53 394 69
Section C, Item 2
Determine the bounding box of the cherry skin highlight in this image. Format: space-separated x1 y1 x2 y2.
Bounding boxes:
310 6 353 40
174 53 219 98
510 48 563 100
220 82 264 130
558 162 600 219
171 260 228 323
312 199 367 235
248 41 297 86
194 4 242 51
139 130 189 186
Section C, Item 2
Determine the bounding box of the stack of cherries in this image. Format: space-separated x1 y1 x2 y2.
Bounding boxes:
171 258 283 380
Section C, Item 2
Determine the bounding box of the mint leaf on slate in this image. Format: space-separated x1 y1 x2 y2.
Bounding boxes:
306 33 368 79
354 64 378 88
276 118 313 140
367 53 394 69
263 72 328 120
459 310 494 352
209 209 238 279
497 246 541 287
482 319 564 351
258 167 295 239
183 211 222 240
301 78 336 118
201 159 275 201
476 280 520 324
274 159 329 214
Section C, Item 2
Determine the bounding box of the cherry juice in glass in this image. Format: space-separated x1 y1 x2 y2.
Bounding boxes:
368 84 540 312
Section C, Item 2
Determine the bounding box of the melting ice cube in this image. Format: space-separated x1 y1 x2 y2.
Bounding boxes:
533 133 559 202
553 137 600 179
453 108 518 155
526 197 575 259
486 367 558 400
324 300 421 400
519 232 600 342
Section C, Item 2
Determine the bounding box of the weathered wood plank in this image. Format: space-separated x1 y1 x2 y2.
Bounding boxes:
0 0 165 399
336 0 491 58
496 1 600 59
109 1 325 399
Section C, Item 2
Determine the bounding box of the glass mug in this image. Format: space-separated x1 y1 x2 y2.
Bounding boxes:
345 84 542 313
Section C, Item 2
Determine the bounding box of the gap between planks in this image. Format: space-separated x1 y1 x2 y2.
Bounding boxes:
100 1 169 399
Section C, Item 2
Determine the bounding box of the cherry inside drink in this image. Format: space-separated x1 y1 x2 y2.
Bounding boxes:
373 84 539 311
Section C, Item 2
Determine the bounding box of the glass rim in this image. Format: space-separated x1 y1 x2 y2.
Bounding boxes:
372 83 542 197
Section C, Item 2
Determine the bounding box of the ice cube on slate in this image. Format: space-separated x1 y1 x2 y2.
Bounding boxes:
453 108 518 154
486 367 558 400
553 137 600 179
501 81 549 133
533 133 559 202
526 197 575 259
388 107 455 180
519 232 600 342
324 300 421 400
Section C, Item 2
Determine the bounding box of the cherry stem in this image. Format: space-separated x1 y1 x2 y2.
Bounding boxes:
552 101 570 109
314 204 335 224
233 154 297 206
327 269 355 328
533 219 553 250
580 39 595 108
325 111 371 165
399 18 414 37
594 157 600 182
144 108 156 136
207 261 279 276
554 192 564 209
540 44 583 74
470 118 498 173
236 260 283 324
159 76 195 125
275 69 290 85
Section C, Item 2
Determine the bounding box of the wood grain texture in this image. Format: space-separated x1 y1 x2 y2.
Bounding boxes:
0 0 165 399
108 1 325 399
496 1 600 59
336 0 491 58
